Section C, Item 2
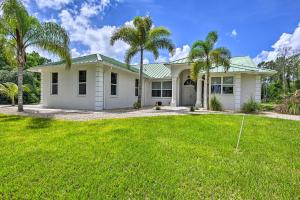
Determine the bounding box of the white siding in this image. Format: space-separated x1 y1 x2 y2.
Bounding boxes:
103 67 139 109
41 65 97 110
240 74 259 106
209 74 236 110
144 79 172 106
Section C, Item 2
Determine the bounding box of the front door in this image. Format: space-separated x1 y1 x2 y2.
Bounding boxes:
181 75 196 106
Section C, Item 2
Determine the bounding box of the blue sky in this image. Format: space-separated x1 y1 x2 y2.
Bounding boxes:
25 0 300 64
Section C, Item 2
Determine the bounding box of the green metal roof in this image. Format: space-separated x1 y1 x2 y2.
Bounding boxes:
131 63 171 79
169 56 276 74
33 54 275 77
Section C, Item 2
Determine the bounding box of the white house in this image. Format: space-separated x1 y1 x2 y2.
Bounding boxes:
31 54 276 111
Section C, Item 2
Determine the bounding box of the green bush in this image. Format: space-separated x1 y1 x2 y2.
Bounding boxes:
260 103 276 111
210 96 222 111
133 101 141 109
190 106 195 112
242 97 260 113
155 105 161 110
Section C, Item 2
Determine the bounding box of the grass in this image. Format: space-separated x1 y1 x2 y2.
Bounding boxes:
0 114 299 199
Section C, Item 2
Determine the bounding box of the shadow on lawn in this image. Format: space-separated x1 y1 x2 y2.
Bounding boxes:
26 117 54 129
0 115 24 122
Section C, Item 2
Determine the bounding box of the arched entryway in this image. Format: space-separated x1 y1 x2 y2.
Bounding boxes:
180 70 196 106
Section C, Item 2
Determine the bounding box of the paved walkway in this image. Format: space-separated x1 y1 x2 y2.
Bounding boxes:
0 105 299 121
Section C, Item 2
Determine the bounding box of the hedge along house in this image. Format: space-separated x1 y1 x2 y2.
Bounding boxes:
31 54 276 111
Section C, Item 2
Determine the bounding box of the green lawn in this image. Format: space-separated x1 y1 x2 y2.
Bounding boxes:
0 114 299 199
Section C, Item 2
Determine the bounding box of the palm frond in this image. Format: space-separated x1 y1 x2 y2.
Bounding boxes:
149 27 171 40
205 31 218 48
210 47 231 71
190 61 206 81
110 26 138 46
149 38 175 55
125 47 139 66
28 22 71 68
144 42 159 60
188 40 207 61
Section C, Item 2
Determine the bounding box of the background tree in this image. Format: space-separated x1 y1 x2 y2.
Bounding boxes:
188 31 231 110
258 48 300 102
0 82 30 106
0 0 71 111
110 16 175 107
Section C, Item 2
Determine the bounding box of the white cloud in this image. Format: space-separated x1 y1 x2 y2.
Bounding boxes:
35 0 73 10
169 45 190 61
71 48 81 57
230 29 238 38
155 56 168 63
59 1 129 60
254 22 300 63
143 58 149 64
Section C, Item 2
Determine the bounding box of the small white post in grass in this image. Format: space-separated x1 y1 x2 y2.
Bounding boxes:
235 115 245 152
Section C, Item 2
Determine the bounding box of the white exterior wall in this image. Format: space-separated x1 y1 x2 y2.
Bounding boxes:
103 67 139 109
241 74 261 106
209 74 236 110
144 79 172 106
41 64 97 110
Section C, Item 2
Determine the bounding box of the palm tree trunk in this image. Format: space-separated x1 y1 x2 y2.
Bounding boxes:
206 69 210 110
17 47 25 112
138 49 143 107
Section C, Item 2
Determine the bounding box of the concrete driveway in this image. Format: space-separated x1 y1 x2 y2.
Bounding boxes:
0 105 192 121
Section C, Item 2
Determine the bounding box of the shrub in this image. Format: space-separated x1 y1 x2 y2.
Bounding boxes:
155 105 161 110
242 97 260 113
190 106 195 112
133 101 141 109
210 96 222 111
275 90 300 115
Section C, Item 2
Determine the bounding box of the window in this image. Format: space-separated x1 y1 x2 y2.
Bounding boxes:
211 77 221 94
152 81 172 97
111 72 117 95
210 76 234 95
222 76 234 94
162 81 172 97
152 82 161 97
135 79 139 96
78 70 87 95
51 72 58 95
184 76 195 86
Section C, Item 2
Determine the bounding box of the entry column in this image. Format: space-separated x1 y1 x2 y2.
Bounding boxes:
171 76 178 106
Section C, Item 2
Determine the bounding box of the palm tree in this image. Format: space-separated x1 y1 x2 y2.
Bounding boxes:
189 31 231 110
110 16 175 107
0 82 30 106
0 0 71 112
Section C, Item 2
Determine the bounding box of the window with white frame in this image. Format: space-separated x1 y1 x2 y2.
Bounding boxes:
111 72 118 95
51 72 58 95
211 77 221 94
211 76 234 94
78 70 87 95
135 79 139 96
152 81 172 97
222 76 234 94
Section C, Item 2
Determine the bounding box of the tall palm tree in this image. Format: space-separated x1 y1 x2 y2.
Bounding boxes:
189 31 231 110
0 82 30 106
0 0 71 112
110 16 175 107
